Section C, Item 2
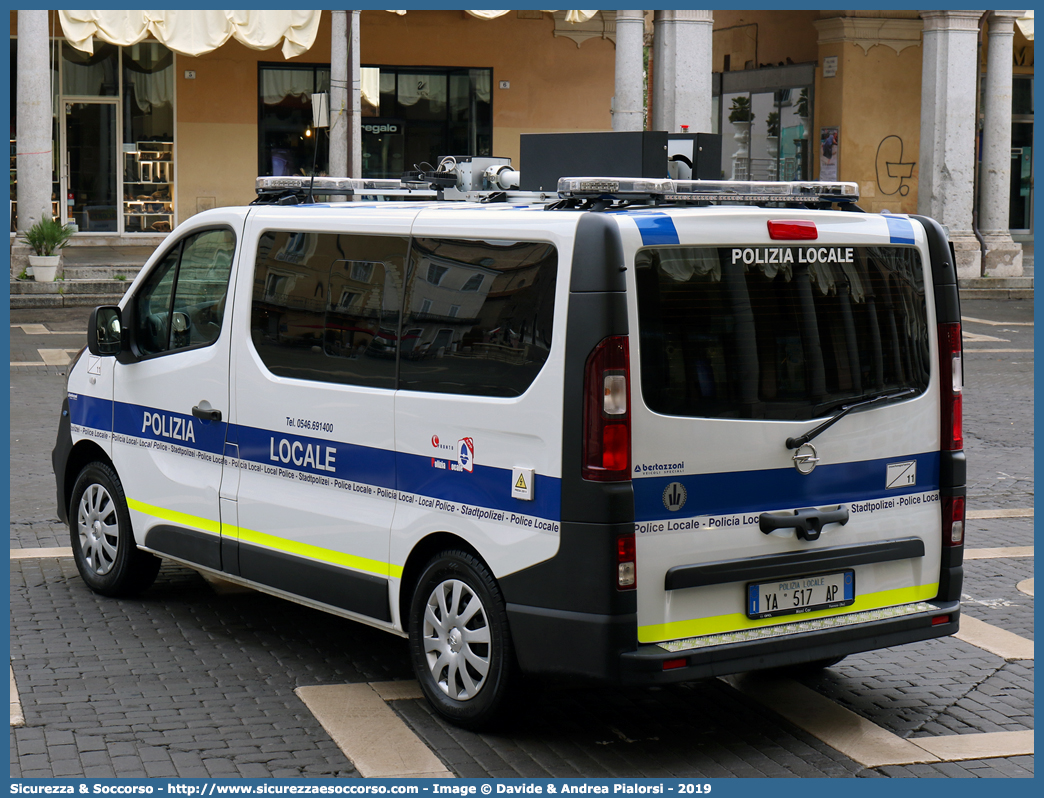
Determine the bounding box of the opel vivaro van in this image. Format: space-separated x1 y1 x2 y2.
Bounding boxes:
53 173 965 727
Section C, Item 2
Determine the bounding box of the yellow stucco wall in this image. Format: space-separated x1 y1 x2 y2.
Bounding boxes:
712 10 821 69
171 10 614 219
359 11 615 167
813 41 922 213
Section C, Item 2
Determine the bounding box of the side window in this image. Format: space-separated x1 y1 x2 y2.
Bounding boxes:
398 238 557 397
251 231 408 389
133 228 236 357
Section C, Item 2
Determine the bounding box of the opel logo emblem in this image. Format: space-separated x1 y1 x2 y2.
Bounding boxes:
793 443 819 475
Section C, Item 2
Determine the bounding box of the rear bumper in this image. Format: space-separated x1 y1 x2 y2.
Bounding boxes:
508 599 960 685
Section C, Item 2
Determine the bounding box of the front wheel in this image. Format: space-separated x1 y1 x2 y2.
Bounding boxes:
408 550 514 729
70 462 160 597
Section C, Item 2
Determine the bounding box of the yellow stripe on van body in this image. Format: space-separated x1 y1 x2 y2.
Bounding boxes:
233 526 403 580
127 497 222 536
638 582 940 644
127 497 402 580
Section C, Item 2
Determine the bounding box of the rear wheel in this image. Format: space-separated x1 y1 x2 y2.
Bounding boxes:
408 550 514 729
70 462 160 597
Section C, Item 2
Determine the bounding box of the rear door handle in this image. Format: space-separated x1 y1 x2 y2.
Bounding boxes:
192 405 222 422
759 506 849 541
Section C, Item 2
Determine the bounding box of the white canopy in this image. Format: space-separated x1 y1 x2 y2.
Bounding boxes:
386 11 598 24
1016 10 1034 41
58 11 322 59
58 10 599 60
463 11 598 23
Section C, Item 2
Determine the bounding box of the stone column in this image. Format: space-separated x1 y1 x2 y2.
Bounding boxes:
612 10 645 132
13 10 54 276
329 11 348 180
918 10 985 278
348 10 362 178
978 10 1024 276
652 10 713 134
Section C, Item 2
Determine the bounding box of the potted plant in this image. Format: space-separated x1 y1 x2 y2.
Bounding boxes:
728 96 754 124
21 216 74 282
766 111 780 139
796 88 809 119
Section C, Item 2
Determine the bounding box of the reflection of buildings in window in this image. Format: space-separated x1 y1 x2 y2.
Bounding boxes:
406 242 555 360
461 273 484 291
274 232 316 266
350 261 375 282
427 263 449 285
265 271 295 300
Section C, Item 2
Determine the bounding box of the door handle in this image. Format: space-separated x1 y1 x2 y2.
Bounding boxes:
192 405 222 422
759 506 849 542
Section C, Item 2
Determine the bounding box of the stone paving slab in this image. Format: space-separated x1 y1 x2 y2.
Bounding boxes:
795 638 1033 738
10 557 415 779
964 517 1033 550
9 301 1034 779
962 557 1035 641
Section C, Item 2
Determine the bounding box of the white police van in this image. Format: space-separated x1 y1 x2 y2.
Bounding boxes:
53 168 965 727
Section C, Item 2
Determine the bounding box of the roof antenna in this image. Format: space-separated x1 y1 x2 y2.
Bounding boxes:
307 92 331 203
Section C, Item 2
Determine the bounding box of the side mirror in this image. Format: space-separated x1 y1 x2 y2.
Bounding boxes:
87 306 124 356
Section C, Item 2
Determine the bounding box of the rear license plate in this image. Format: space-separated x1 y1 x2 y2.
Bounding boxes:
747 570 855 619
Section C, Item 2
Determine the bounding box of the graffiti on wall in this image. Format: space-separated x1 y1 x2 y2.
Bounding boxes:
875 136 916 197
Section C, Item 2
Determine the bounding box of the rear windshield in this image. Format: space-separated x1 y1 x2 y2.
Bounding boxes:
635 245 930 420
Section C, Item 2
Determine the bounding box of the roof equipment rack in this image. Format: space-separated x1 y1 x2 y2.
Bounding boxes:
252 170 860 210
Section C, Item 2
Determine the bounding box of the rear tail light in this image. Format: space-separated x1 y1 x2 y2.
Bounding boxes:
938 323 963 451
617 533 636 590
943 495 965 547
582 336 631 481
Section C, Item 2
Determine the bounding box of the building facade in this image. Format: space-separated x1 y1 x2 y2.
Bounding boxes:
10 9 1034 277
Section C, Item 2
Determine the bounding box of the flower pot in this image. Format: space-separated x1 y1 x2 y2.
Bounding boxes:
29 254 60 282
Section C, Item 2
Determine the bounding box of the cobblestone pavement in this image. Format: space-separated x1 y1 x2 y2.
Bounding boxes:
9 298 1033 779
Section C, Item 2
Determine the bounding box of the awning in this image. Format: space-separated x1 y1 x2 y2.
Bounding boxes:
58 10 599 59
1016 10 1033 41
465 11 598 23
58 11 322 59
387 11 599 24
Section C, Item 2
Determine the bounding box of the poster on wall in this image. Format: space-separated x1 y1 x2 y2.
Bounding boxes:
820 127 839 181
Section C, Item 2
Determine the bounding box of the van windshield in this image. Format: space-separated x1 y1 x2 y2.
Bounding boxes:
635 245 930 421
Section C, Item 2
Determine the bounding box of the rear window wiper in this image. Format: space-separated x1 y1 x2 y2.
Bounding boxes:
785 388 917 450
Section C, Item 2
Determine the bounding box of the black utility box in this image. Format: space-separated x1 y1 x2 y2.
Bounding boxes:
519 131 668 192
519 131 723 191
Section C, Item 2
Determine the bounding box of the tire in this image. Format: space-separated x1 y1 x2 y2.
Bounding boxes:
69 462 160 597
408 550 515 729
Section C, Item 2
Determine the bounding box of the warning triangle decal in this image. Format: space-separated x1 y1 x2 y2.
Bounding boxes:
514 473 527 490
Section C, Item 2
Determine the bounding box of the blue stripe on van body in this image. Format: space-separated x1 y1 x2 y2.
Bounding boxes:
235 423 396 489
632 215 680 246
884 214 916 245
395 451 561 521
86 397 561 520
632 451 940 522
68 393 113 431
114 401 226 454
